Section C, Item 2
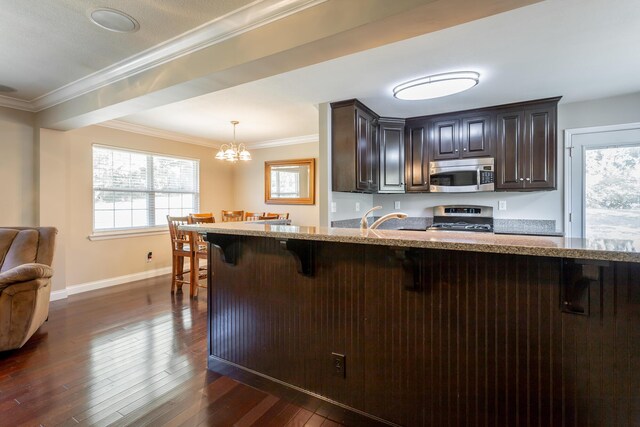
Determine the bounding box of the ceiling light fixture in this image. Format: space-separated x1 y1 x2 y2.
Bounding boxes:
215 121 251 162
90 8 139 33
0 85 17 93
393 71 480 100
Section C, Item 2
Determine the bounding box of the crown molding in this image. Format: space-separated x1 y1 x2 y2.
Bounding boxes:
98 120 218 148
0 94 36 112
249 134 318 149
3 0 327 113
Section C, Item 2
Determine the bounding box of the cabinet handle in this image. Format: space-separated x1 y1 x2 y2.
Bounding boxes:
455 149 459 152
525 177 531 182
463 148 467 151
519 178 524 182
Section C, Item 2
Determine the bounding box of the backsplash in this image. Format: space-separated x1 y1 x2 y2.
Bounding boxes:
331 217 561 236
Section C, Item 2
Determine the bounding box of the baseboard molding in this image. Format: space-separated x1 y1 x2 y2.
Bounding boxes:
65 266 172 297
50 289 68 301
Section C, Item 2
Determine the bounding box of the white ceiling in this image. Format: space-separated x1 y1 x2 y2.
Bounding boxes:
0 0 255 101
119 0 640 146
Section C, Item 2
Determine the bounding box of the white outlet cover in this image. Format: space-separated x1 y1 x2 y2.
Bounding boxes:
355 202 360 212
394 201 401 209
331 202 337 213
499 200 507 211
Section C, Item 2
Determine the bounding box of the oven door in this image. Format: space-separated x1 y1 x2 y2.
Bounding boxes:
429 165 494 192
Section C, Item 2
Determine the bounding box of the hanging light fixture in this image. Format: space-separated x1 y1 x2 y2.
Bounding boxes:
215 120 251 162
393 71 480 100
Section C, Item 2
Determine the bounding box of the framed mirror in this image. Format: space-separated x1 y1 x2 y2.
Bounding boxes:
265 158 315 205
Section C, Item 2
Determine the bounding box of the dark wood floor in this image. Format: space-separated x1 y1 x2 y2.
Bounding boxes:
0 276 348 427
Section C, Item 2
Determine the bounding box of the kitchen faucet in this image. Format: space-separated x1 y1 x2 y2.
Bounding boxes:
360 206 408 230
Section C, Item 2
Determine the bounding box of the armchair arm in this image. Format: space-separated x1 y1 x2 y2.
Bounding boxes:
0 263 54 290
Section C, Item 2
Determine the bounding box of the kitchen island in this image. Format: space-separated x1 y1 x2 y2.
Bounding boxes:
182 222 640 426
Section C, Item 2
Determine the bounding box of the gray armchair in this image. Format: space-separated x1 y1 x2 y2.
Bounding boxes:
0 227 56 352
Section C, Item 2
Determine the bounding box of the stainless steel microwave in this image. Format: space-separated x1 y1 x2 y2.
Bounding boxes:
429 158 495 192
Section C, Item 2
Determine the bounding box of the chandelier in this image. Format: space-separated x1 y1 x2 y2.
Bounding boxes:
215 120 251 162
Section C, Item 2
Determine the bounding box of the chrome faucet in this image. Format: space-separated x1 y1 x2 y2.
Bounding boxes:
370 212 408 229
360 206 382 230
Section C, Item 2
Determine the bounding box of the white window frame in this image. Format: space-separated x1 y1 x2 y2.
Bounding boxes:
90 144 200 240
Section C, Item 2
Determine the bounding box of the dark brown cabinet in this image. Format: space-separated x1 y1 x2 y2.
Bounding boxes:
430 118 460 160
331 97 559 194
431 113 494 160
331 100 379 193
378 118 405 193
460 113 493 158
405 118 430 192
496 98 559 190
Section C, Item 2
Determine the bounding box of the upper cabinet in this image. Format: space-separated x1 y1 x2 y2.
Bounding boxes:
405 118 430 192
431 113 494 160
460 113 494 158
331 97 560 194
331 100 379 193
378 118 406 193
495 98 559 191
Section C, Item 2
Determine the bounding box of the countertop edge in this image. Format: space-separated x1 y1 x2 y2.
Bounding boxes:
181 225 640 264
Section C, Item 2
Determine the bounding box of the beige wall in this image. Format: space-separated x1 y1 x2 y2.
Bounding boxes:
0 107 36 226
232 142 319 226
39 125 235 291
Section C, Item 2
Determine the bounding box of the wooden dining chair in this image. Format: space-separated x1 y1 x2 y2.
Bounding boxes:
186 214 213 297
166 215 191 294
221 210 244 222
267 212 289 219
244 211 263 221
189 212 215 223
259 214 279 220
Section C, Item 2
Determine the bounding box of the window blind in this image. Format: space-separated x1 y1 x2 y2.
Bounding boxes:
93 145 199 231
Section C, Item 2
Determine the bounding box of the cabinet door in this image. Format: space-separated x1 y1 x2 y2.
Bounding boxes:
368 119 379 192
523 106 556 189
379 120 405 193
430 118 460 160
461 114 493 158
405 122 429 192
496 110 525 190
356 109 372 191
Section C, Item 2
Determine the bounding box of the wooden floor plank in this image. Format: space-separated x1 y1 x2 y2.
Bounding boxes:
0 276 349 427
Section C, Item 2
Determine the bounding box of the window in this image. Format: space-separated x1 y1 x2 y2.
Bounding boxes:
93 145 199 231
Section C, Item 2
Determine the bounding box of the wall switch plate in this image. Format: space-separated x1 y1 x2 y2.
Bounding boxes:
394 201 401 209
499 200 507 211
331 202 337 213
355 202 360 212
331 352 346 378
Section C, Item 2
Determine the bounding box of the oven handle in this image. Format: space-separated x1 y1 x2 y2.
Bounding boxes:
477 167 481 190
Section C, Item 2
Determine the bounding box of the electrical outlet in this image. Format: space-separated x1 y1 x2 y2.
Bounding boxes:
332 352 346 378
499 200 507 211
355 202 360 212
331 202 337 213
394 201 401 209
146 251 153 263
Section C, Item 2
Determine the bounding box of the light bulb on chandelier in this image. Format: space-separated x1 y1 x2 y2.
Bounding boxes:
215 120 251 162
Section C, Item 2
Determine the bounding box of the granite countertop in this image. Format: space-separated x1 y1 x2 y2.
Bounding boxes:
180 222 640 263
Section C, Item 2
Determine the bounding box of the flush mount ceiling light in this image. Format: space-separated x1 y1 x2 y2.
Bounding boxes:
393 71 480 101
0 85 17 93
215 121 251 162
90 8 139 33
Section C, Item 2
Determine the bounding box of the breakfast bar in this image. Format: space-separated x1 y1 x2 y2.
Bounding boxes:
182 222 640 426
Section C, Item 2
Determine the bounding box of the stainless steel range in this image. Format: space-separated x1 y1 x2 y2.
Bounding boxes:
427 205 494 232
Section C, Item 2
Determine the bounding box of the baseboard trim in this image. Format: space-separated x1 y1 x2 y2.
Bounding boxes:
207 356 396 427
65 267 172 296
50 289 68 301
